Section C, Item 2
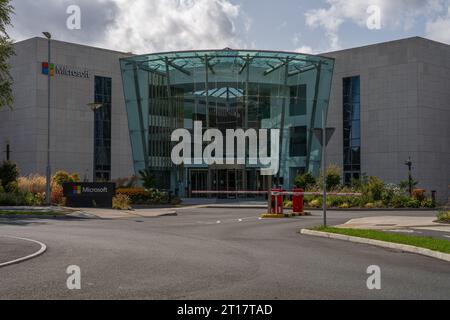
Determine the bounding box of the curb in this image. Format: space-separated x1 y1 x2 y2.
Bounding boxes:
304 208 438 212
0 236 47 268
300 229 450 263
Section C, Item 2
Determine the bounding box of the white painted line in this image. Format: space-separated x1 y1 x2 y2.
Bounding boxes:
0 236 47 268
216 221 221 224
238 219 243 222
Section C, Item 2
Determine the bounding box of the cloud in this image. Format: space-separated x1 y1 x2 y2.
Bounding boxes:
295 46 315 55
9 0 119 45
426 6 450 44
8 0 244 54
304 0 447 51
103 0 242 53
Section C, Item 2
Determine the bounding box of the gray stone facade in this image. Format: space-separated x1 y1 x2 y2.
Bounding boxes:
0 37 134 181
324 37 450 201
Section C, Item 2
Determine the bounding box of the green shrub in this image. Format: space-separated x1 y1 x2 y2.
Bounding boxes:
0 161 19 192
436 211 450 223
294 172 316 190
0 192 39 206
327 196 344 208
325 165 341 191
406 198 421 208
381 183 402 206
283 199 293 208
420 199 435 208
52 171 79 187
308 198 322 208
117 187 170 205
362 176 385 202
374 200 384 208
112 194 132 210
399 179 418 193
139 169 155 189
390 194 411 208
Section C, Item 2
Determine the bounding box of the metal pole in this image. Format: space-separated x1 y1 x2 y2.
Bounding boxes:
93 109 96 182
267 175 272 214
408 158 413 196
46 37 51 206
322 108 327 227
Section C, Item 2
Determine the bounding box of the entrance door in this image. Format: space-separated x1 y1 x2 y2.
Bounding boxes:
227 170 236 198
190 170 208 197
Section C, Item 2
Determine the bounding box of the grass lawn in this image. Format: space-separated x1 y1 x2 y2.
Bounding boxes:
312 226 450 254
0 210 65 216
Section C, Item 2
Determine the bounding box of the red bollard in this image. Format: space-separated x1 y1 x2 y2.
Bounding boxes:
293 188 304 214
271 189 283 214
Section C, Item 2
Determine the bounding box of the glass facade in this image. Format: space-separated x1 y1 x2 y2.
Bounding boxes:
94 76 112 181
343 76 361 184
120 50 334 196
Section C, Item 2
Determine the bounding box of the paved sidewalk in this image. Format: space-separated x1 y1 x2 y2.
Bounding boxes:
336 216 450 233
67 207 177 219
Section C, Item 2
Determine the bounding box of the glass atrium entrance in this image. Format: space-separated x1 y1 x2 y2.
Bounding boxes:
120 49 334 197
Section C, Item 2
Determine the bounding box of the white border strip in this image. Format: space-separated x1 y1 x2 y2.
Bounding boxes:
0 236 47 268
301 229 450 263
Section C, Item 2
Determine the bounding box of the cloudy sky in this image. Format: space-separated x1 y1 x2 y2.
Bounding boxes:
7 0 450 54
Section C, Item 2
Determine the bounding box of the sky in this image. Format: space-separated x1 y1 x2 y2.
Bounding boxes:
7 0 450 54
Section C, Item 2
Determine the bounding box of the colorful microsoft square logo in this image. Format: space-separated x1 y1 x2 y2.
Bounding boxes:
42 62 54 76
72 185 82 195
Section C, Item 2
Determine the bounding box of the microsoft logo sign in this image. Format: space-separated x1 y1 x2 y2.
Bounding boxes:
42 62 55 76
72 185 82 195
41 62 89 79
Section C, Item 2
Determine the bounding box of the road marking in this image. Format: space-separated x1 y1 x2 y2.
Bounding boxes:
0 236 47 268
238 219 243 222
444 235 450 239
216 221 221 224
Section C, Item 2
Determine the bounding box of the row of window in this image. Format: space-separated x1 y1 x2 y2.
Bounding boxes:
94 76 112 181
343 76 361 184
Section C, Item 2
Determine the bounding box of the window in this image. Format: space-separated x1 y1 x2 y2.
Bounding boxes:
94 76 112 181
290 126 307 157
289 84 307 116
343 76 361 184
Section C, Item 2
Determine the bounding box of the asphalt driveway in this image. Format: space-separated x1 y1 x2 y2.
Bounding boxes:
0 208 449 300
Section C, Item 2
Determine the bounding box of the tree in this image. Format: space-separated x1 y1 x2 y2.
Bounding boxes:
0 0 14 110
0 160 18 192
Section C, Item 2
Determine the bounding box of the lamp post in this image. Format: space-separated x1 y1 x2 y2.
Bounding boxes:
43 32 52 206
87 103 103 182
405 157 413 196
313 108 335 227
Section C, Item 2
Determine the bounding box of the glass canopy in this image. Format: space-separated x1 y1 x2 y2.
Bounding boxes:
120 49 334 196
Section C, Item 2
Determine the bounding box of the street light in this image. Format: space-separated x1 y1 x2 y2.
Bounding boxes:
313 108 335 227
87 103 103 182
405 157 413 196
43 32 52 206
